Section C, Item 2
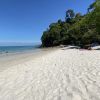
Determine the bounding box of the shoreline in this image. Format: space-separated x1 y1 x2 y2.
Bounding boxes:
0 47 58 72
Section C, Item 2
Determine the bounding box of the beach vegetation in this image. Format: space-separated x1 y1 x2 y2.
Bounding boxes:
41 0 100 47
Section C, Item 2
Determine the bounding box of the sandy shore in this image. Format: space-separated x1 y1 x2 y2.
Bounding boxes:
0 48 100 100
0 48 57 72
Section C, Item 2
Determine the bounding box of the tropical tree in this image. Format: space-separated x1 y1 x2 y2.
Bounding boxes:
41 0 100 47
65 9 75 24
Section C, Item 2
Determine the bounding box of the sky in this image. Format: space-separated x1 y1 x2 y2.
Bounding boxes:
0 0 94 45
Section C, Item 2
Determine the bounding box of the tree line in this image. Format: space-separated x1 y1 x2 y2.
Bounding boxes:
41 0 100 48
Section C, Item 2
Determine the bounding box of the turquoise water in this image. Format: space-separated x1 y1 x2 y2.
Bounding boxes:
0 45 40 54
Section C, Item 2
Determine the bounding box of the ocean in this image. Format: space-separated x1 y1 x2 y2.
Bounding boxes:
0 45 40 55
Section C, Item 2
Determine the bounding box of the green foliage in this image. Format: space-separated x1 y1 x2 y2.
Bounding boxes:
66 9 75 19
41 0 100 47
65 9 75 24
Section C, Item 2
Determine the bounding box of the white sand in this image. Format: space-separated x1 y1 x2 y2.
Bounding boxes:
0 49 100 100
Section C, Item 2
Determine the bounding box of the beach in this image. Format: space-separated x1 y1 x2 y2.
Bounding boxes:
0 48 100 100
0 47 57 72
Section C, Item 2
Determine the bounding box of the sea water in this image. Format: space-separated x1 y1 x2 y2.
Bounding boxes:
0 45 40 55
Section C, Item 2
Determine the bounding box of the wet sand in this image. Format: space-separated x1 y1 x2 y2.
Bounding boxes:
0 48 57 72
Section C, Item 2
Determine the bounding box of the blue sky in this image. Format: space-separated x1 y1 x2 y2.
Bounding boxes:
0 0 94 44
